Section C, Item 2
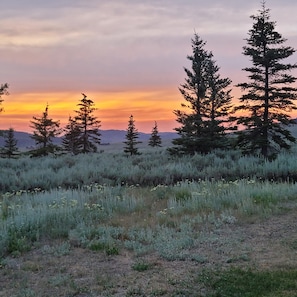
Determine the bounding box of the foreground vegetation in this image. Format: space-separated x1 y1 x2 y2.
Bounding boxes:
1 145 297 296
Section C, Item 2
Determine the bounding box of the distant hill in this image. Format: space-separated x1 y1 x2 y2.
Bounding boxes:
2 123 297 150
0 131 35 149
100 130 177 144
0 130 177 149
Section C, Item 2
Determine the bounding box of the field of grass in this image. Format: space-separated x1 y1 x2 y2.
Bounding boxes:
1 144 297 296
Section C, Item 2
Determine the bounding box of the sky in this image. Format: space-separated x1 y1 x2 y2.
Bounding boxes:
0 0 297 133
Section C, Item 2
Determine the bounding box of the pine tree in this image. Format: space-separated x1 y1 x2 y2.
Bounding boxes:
202 58 235 149
0 83 9 113
30 104 61 156
74 93 101 153
148 121 162 147
124 115 142 155
3 128 18 158
171 33 234 155
62 116 81 155
235 2 297 158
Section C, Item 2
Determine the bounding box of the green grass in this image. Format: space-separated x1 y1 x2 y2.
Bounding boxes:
132 260 151 272
199 268 297 297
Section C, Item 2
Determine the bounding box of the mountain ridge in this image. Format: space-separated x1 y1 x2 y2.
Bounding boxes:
0 129 177 149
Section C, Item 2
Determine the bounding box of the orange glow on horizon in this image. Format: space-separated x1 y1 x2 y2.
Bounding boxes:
0 89 182 133
1 89 297 134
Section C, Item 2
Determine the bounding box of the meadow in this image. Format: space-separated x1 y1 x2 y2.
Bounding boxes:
1 143 297 296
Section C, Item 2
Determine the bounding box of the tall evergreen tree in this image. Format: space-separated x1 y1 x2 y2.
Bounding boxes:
124 115 142 155
148 121 162 147
201 56 235 149
3 128 18 158
235 2 297 158
171 34 234 155
74 93 101 153
30 104 61 156
0 83 9 113
62 116 81 155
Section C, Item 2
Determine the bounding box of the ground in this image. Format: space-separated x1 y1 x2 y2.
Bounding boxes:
1 207 297 297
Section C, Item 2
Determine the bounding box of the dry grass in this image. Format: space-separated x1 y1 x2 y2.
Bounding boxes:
1 200 297 296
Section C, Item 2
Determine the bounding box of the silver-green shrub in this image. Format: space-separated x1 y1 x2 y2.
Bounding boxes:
1 147 297 193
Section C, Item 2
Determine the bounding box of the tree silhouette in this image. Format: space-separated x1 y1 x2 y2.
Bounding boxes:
30 104 61 156
62 116 81 155
171 34 234 155
124 115 142 155
0 83 9 113
2 128 18 158
74 93 101 153
148 121 162 147
235 2 297 158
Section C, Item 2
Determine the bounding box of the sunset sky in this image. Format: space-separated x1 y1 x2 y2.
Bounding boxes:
1 0 297 133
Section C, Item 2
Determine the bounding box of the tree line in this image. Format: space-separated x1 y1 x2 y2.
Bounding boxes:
1 3 297 159
0 93 162 157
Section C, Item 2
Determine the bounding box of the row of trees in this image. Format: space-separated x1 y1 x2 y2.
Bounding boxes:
1 3 297 159
0 93 162 157
171 3 297 159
